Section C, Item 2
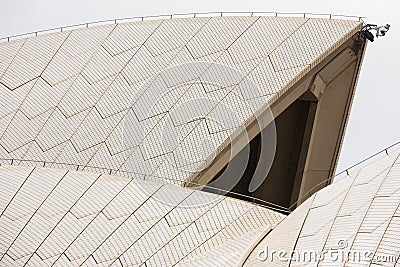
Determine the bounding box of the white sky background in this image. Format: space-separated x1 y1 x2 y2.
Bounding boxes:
0 0 398 173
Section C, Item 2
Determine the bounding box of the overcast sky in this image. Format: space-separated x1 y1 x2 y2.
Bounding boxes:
1 0 398 172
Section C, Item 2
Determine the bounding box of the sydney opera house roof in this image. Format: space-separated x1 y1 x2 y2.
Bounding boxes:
0 12 398 266
245 145 400 266
0 145 399 266
0 164 285 266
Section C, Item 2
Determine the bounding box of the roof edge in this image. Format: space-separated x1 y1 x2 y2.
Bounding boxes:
0 11 365 43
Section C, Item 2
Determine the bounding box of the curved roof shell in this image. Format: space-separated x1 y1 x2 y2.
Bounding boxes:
244 147 400 266
1 145 399 266
0 16 363 193
0 164 284 266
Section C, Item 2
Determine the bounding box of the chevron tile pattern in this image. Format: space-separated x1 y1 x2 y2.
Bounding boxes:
0 164 285 266
0 16 362 185
244 148 400 266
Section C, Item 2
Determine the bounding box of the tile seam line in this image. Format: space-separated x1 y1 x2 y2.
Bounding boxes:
254 22 363 129
280 194 316 267
0 167 70 262
268 18 310 71
130 15 254 114
120 16 214 109
74 182 165 266
233 210 283 266
199 22 363 192
19 170 103 266
0 166 35 217
172 204 261 266
51 19 168 167
314 161 371 266
0 31 72 141
148 17 273 183
48 176 141 266
184 18 311 184
0 38 27 80
104 190 196 267
346 153 400 254
395 249 400 265
105 17 218 174
141 195 227 263
369 201 400 266
17 24 118 162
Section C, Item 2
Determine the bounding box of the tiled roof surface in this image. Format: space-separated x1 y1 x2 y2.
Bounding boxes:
0 16 361 185
245 148 400 266
0 165 284 266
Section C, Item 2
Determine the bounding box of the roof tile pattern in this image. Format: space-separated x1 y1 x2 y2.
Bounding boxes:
244 148 400 266
0 165 284 266
0 16 361 185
